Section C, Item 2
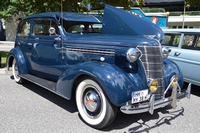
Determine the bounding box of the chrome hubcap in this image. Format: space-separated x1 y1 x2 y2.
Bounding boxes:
84 90 101 113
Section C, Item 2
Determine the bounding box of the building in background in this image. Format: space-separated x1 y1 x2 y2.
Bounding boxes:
144 0 200 28
130 7 168 28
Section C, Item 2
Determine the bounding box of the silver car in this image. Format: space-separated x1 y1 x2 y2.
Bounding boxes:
162 28 200 86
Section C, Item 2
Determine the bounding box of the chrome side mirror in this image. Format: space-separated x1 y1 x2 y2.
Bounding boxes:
49 27 56 35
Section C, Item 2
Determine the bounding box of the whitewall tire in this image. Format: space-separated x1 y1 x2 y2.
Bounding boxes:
76 78 117 129
12 59 24 84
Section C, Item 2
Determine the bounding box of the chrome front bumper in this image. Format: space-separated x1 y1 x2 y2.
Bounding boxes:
120 83 191 115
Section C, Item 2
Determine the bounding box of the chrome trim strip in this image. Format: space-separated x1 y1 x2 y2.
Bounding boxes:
66 47 115 55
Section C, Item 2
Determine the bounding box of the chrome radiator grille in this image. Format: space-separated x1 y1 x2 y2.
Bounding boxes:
137 45 164 99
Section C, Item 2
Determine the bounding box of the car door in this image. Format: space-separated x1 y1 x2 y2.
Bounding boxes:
15 19 31 69
168 33 200 86
28 18 64 81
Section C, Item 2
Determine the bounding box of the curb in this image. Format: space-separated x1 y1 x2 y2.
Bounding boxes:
0 65 12 75
0 68 6 74
0 41 14 46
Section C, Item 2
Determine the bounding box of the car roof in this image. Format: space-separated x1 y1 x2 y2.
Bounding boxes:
162 28 200 34
25 12 101 23
23 5 165 40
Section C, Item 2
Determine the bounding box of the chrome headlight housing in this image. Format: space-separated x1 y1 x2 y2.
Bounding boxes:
126 48 140 63
162 47 171 59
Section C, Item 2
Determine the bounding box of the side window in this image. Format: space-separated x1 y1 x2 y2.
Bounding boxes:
161 34 181 47
68 25 82 33
182 35 195 47
18 20 30 36
91 24 102 33
182 35 200 50
195 36 200 49
33 19 59 36
66 23 102 34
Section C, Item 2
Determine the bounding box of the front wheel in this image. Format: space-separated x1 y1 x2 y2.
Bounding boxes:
12 59 25 84
76 78 117 129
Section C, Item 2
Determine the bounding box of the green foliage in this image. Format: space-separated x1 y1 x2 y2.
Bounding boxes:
0 51 8 65
168 11 200 16
101 0 144 10
5 0 200 20
185 0 200 8
143 8 166 13
0 1 18 20
0 0 145 20
0 0 62 20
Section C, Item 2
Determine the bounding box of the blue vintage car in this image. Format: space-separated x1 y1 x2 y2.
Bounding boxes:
162 28 200 86
7 5 191 129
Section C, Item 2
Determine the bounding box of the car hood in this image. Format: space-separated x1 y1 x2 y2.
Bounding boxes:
102 5 164 41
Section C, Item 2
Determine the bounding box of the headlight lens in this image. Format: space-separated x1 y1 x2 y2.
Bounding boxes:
162 47 171 59
171 76 178 87
149 79 158 93
126 48 140 63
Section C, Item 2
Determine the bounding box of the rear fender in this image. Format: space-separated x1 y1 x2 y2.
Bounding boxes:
6 48 28 74
56 62 146 106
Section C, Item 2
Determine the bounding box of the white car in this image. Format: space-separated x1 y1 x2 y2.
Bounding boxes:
162 28 200 86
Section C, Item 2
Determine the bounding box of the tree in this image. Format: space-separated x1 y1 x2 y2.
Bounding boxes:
0 0 145 20
185 0 200 8
0 0 63 20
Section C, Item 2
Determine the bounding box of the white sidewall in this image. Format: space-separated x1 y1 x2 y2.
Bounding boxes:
12 59 20 82
76 79 107 125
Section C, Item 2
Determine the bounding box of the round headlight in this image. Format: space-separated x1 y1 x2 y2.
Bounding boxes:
149 79 158 93
126 48 140 63
162 47 171 59
170 76 178 87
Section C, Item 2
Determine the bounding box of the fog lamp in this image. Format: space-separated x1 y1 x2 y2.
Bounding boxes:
171 76 178 87
149 79 158 93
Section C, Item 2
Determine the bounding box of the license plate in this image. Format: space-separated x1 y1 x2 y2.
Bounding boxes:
132 90 148 104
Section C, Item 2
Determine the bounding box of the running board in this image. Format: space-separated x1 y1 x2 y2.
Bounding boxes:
20 74 56 91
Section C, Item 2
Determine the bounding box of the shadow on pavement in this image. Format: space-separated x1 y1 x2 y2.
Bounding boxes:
16 79 78 113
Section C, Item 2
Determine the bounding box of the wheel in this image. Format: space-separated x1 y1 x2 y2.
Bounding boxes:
76 78 117 129
12 59 24 83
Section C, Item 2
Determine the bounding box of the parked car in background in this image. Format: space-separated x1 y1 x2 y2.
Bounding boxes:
0 19 6 41
7 5 191 129
162 28 200 86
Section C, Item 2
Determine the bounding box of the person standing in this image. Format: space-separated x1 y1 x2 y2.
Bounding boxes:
0 19 5 41
16 18 22 24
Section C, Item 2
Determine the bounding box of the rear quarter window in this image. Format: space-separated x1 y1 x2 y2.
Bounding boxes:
18 20 30 36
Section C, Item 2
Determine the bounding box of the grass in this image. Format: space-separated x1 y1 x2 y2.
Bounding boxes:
0 51 8 66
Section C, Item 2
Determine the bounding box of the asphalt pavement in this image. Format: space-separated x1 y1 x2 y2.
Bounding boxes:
0 73 200 132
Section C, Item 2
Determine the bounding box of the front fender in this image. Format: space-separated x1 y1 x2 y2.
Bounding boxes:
56 62 146 106
163 59 184 88
6 48 28 74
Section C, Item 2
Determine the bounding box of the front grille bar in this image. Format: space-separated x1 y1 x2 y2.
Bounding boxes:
137 45 164 99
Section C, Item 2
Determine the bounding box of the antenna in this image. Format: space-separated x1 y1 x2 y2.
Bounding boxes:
61 0 64 61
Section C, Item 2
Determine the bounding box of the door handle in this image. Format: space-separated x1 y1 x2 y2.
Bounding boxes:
174 52 181 56
52 43 61 49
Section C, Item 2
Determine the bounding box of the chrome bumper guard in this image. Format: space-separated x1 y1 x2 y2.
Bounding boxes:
120 82 191 115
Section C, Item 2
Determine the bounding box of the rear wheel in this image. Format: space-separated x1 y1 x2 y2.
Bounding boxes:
12 59 24 84
76 78 117 129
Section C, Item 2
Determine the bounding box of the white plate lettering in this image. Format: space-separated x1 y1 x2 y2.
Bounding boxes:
132 90 148 104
